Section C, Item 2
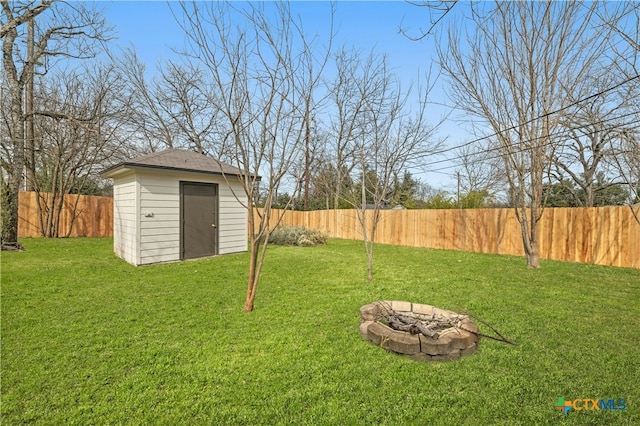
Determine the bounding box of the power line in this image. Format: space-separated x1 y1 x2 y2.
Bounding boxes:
424 109 640 169
423 112 640 176
425 73 640 161
431 119 640 176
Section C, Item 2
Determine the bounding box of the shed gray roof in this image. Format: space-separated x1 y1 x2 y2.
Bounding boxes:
101 149 255 179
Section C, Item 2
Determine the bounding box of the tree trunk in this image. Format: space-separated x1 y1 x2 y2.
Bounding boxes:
519 205 541 269
64 192 84 238
25 18 36 191
2 183 21 244
35 189 47 237
2 9 25 246
244 234 270 312
526 252 540 269
244 209 259 312
244 238 258 312
527 212 541 269
366 209 381 282
2 74 25 245
243 205 270 312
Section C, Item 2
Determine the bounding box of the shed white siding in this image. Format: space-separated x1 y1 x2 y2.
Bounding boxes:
218 182 248 254
138 171 181 264
112 171 138 265
110 169 247 266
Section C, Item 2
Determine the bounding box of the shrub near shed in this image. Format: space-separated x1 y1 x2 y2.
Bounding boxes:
267 226 328 247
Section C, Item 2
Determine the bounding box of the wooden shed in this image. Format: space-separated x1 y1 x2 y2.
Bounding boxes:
101 149 249 265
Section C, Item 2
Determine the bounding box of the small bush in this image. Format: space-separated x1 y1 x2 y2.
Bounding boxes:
267 226 328 247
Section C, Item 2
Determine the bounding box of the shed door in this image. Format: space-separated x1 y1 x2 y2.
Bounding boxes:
181 182 218 259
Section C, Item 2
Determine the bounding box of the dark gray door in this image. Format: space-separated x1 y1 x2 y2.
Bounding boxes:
181 182 218 259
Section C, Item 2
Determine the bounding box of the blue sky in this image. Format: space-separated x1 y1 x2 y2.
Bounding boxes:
99 1 464 190
102 1 440 78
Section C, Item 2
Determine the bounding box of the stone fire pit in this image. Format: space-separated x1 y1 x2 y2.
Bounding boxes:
359 301 479 361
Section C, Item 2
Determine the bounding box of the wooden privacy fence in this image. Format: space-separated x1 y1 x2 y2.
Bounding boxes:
17 191 638 268
18 191 113 238
267 207 640 269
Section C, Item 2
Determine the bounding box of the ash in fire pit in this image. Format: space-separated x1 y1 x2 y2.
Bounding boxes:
359 301 479 361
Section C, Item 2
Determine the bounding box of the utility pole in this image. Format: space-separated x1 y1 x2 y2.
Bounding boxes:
25 17 35 191
303 111 310 210
456 171 461 208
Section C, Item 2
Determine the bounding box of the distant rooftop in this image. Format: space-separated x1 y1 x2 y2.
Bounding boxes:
101 149 255 179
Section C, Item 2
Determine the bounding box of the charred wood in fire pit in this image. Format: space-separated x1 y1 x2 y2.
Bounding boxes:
385 312 461 339
386 317 415 333
415 321 441 338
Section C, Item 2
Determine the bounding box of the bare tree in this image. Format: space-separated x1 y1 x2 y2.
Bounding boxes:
114 50 176 152
289 118 327 210
116 50 222 156
159 61 221 155
455 142 504 200
437 1 619 268
307 154 341 210
551 84 633 208
1 0 110 248
30 64 129 237
597 2 640 221
611 127 640 222
549 3 638 209
174 1 332 312
334 52 442 281
356 101 441 280
326 48 367 210
2 0 49 248
607 69 640 221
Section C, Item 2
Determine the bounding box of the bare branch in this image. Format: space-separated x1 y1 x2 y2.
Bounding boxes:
0 0 51 39
399 1 458 41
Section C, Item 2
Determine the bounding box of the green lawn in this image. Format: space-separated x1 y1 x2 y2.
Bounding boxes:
2 238 639 425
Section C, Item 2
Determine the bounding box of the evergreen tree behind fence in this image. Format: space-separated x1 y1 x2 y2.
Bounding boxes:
17 191 638 268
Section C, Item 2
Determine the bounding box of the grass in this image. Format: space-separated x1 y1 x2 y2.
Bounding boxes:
2 238 639 425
